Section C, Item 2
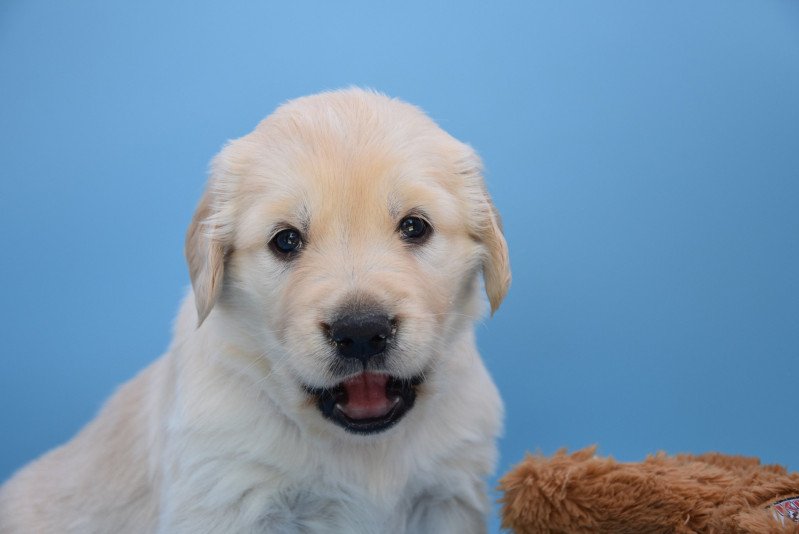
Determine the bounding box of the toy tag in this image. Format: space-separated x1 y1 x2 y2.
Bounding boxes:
770 496 799 525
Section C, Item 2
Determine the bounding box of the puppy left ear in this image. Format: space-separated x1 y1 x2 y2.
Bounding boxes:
185 188 229 326
460 147 511 314
479 191 511 314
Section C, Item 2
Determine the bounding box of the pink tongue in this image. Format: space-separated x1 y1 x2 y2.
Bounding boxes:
339 373 394 420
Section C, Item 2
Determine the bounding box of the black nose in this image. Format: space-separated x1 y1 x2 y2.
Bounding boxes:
327 312 394 364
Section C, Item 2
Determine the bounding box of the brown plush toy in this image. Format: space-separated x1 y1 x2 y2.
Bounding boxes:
499 447 799 533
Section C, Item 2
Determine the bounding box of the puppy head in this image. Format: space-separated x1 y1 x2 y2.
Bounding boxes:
185 89 509 435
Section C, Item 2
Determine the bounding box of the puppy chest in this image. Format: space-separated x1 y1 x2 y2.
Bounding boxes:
254 484 416 534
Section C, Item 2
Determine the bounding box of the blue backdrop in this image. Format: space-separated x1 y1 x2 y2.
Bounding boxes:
1 1 797 531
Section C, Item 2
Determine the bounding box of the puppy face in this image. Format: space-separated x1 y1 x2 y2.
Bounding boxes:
186 90 509 437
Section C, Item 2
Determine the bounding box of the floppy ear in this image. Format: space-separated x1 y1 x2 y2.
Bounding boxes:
185 188 228 326
460 146 511 314
479 191 511 314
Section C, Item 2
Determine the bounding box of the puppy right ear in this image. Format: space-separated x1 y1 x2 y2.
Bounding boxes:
185 189 228 326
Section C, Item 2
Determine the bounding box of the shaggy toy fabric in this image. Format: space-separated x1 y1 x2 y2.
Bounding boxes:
500 447 799 534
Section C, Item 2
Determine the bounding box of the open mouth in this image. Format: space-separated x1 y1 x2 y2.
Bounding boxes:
307 372 423 434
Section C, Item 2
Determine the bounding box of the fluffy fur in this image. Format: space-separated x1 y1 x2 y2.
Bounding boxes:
500 447 799 534
0 89 510 533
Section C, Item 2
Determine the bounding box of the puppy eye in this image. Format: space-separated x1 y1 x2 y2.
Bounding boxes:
398 216 430 243
270 228 303 257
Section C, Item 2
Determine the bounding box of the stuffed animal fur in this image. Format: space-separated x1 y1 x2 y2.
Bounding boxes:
500 446 799 534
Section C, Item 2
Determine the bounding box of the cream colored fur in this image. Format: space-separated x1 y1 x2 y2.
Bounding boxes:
0 89 510 534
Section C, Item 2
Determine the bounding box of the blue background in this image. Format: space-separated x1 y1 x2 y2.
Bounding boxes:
1 1 797 531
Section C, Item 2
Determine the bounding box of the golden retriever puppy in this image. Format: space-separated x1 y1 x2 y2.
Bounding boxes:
0 88 510 533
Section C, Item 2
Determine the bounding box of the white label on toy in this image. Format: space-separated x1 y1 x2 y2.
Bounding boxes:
770 496 799 525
